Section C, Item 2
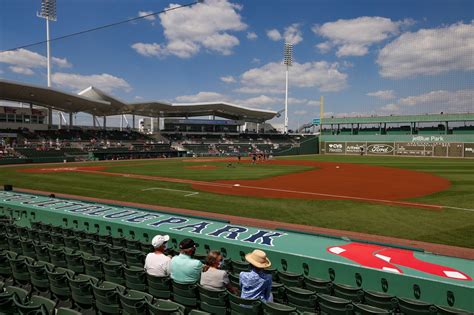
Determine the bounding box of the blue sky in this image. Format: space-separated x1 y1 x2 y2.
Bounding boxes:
1 0 473 129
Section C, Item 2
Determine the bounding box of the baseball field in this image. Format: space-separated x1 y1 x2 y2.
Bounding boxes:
2 155 473 249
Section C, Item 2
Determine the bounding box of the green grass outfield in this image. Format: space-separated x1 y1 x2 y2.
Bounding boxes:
2 155 473 248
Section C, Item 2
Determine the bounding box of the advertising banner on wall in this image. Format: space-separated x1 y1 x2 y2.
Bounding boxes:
345 142 366 155
464 143 474 158
325 142 345 154
396 143 430 156
366 143 395 156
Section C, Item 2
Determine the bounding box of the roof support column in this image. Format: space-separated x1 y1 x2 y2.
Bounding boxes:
132 115 135 130
120 115 124 131
58 112 62 130
93 115 96 128
103 116 107 130
446 121 448 135
48 108 53 129
69 112 73 130
150 117 154 134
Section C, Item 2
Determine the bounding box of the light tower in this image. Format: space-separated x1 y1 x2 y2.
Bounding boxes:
283 43 293 134
37 0 57 127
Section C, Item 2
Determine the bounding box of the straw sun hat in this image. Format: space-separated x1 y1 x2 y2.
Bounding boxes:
245 249 271 268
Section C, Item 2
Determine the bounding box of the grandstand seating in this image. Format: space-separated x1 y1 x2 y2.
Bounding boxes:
0 215 471 314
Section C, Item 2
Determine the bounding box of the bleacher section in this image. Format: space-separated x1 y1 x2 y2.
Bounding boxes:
1 216 473 314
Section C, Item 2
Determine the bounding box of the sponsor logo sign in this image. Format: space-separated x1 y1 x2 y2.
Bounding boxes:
412 136 445 142
463 143 474 158
346 143 366 155
367 143 394 155
326 142 345 154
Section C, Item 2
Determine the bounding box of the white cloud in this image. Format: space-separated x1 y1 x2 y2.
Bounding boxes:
240 61 348 93
138 11 156 21
246 32 258 40
283 23 303 45
294 110 308 116
377 21 474 78
0 48 71 75
52 72 131 93
266 24 303 45
313 17 412 57
175 91 227 103
381 89 474 113
266 29 282 41
9 66 34 76
251 58 261 64
220 75 236 83
239 95 280 107
367 90 396 100
132 0 246 58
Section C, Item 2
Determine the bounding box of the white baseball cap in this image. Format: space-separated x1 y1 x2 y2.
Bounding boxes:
151 234 170 248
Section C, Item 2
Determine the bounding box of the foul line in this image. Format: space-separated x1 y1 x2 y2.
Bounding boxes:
75 169 474 211
142 187 199 197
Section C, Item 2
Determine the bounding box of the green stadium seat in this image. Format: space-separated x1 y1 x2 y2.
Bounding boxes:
103 259 125 285
51 233 65 248
271 282 286 303
38 230 52 244
5 224 18 237
83 254 104 279
19 238 37 260
78 238 95 255
63 235 80 251
108 245 126 264
46 267 74 305
147 299 186 315
228 292 262 315
119 289 153 315
262 301 298 315
34 244 51 263
123 265 147 291
125 248 145 267
333 283 364 302
0 233 9 250
285 286 317 312
26 260 53 297
8 253 32 287
228 272 240 288
47 246 67 268
51 225 64 235
397 297 438 314
353 303 391 314
68 274 98 312
15 226 30 239
98 234 112 244
171 281 199 307
92 241 109 259
189 310 212 315
231 259 251 274
7 234 22 254
0 250 12 280
13 295 56 315
0 285 29 314
147 274 172 299
92 280 126 314
112 236 127 248
72 229 85 240
56 307 82 315
303 276 332 294
317 293 354 315
140 241 155 254
125 239 142 251
84 231 99 242
362 290 397 311
27 228 41 242
434 305 471 314
197 285 228 315
277 270 304 287
64 250 85 274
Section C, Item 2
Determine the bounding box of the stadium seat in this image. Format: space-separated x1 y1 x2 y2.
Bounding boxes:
125 248 145 267
26 260 53 296
362 290 397 311
277 270 304 288
108 245 126 264
92 280 126 314
38 230 52 244
231 259 251 274
51 232 65 248
147 299 186 315
103 259 125 285
333 283 364 302
125 239 142 251
13 295 56 315
147 274 172 299
285 286 317 312
63 235 80 251
8 253 32 287
46 267 74 306
140 241 155 254
78 238 95 255
317 293 354 315
64 250 85 274
228 292 262 315
189 310 212 315
7 235 22 254
34 244 51 262
27 229 41 243
197 285 228 315
262 301 298 315
92 241 109 259
119 289 153 315
111 236 127 248
171 281 199 307
228 272 240 288
0 232 9 250
397 297 438 314
0 285 29 314
56 307 82 315
47 246 68 268
19 238 37 260
434 305 472 314
68 274 98 312
271 282 286 303
123 265 147 291
303 276 333 294
82 254 104 279
0 250 12 280
15 226 30 240
353 303 391 314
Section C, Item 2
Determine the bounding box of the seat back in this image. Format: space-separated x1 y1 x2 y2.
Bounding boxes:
362 290 397 311
333 283 364 303
277 271 304 288
353 303 391 314
124 265 147 291
69 274 98 309
228 292 262 315
285 287 317 312
147 274 172 299
262 301 298 315
303 276 332 294
172 281 198 307
317 293 353 315
397 297 437 315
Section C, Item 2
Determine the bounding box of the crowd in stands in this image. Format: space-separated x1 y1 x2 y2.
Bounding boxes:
145 234 274 303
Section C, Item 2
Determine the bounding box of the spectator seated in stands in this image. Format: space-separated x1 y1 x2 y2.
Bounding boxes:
240 249 273 302
170 238 203 284
200 251 238 293
144 234 171 277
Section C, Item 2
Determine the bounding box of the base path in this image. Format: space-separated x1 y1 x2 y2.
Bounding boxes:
13 187 474 260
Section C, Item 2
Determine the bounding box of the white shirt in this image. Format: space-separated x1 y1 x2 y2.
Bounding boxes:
144 252 171 277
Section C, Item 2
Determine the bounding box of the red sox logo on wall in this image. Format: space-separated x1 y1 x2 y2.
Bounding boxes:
328 243 471 281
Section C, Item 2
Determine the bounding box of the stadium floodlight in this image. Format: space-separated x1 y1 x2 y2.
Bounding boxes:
283 43 293 133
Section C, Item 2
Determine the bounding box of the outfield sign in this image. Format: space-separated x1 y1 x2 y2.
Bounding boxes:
313 118 321 125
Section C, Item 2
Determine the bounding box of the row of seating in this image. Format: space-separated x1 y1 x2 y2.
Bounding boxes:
0 218 471 314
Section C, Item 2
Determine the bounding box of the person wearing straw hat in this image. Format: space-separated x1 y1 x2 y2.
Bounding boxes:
144 234 171 277
239 249 273 302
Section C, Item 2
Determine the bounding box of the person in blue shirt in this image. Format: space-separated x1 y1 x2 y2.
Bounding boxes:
239 249 273 302
170 238 203 284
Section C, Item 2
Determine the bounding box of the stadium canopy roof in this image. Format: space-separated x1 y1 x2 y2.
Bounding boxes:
319 113 474 125
0 79 277 123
